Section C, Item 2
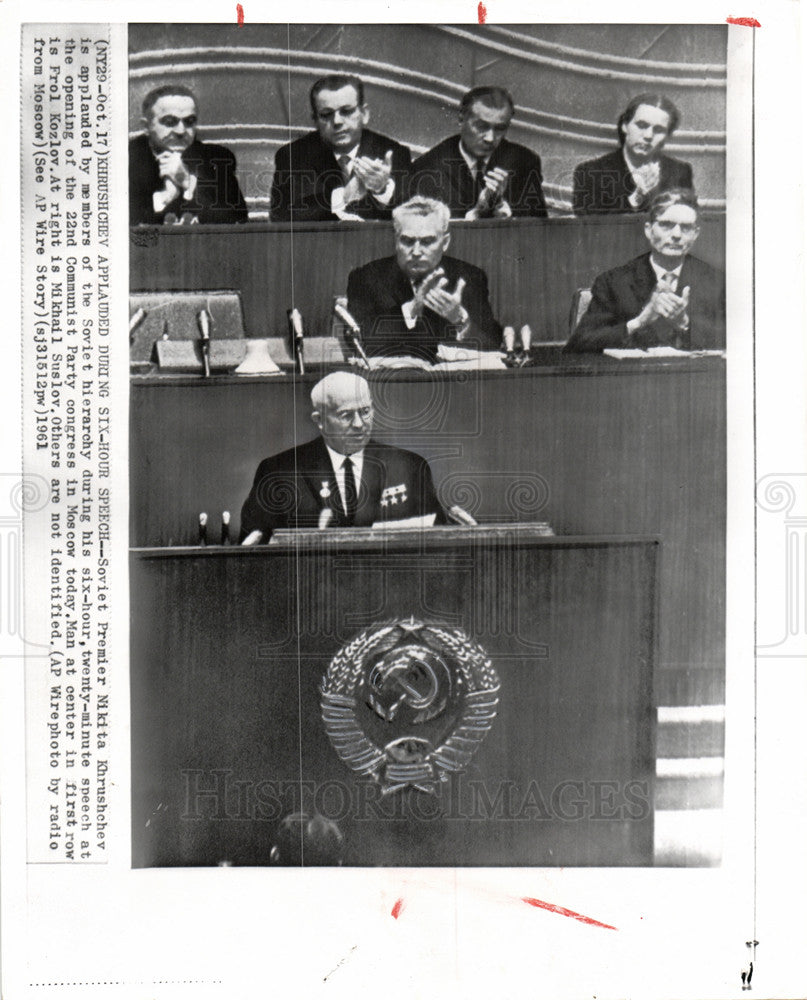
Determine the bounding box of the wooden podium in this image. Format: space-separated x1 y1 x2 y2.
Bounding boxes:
130 527 658 867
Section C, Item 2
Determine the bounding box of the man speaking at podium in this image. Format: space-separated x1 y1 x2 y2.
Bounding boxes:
240 372 446 542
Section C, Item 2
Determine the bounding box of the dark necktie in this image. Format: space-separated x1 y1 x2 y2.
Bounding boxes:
474 157 487 198
342 457 357 524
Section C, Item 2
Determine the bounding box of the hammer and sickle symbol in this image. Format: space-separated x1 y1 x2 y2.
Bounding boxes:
373 645 442 722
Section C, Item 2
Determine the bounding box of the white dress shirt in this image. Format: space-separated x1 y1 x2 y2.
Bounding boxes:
623 148 661 210
325 445 365 514
330 145 394 218
649 258 683 291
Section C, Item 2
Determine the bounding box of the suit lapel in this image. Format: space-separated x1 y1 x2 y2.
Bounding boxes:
300 438 345 525
356 443 384 526
630 254 657 310
389 259 413 308
618 152 636 197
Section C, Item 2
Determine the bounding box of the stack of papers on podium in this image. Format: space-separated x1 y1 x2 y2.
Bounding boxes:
371 514 437 529
355 348 506 371
433 344 507 370
604 347 726 359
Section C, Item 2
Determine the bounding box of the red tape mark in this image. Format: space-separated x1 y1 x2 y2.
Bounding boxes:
236 4 245 26
477 2 487 24
391 898 405 920
726 15 761 26
522 896 617 931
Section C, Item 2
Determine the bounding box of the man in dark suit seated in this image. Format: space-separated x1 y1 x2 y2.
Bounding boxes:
565 189 725 353
129 85 248 225
270 74 412 222
345 197 502 363
410 86 547 219
573 94 693 216
240 372 446 542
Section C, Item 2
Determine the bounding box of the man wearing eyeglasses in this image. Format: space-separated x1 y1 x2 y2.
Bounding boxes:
270 74 412 222
239 372 445 542
564 188 725 353
129 85 248 225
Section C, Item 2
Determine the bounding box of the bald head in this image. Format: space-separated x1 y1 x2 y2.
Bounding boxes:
310 372 374 455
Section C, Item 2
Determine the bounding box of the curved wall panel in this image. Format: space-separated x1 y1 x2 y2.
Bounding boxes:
129 24 727 218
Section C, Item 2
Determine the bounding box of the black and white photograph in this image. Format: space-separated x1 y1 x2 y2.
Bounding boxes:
4 6 807 998
128 23 727 869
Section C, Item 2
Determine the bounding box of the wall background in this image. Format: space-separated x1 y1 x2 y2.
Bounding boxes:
129 23 727 219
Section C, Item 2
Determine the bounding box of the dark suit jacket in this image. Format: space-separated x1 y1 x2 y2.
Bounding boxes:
572 148 694 216
270 128 412 222
410 136 548 218
346 255 502 361
129 134 248 225
564 251 726 353
240 437 445 540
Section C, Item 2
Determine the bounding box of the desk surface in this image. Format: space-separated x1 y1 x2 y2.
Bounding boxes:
131 348 725 383
130 214 725 345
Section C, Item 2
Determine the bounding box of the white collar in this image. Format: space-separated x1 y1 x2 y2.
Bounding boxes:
325 444 365 469
458 139 486 173
334 144 360 163
622 146 658 175
649 256 684 281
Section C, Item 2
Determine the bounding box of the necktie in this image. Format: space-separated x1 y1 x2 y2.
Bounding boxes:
660 272 687 349
474 157 487 198
342 457 357 524
338 155 352 181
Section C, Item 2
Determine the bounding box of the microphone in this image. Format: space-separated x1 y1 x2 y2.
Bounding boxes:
288 308 305 375
517 323 534 367
318 507 334 530
198 309 211 378
221 510 231 545
502 325 518 368
447 505 478 526
129 307 147 343
198 512 208 546
334 297 369 368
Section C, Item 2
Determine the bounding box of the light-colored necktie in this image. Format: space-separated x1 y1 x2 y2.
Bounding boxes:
338 155 352 181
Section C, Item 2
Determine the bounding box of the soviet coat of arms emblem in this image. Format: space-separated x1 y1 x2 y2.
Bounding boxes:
320 618 501 794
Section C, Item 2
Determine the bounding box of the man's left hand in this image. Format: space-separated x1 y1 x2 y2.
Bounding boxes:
467 167 510 219
353 149 394 195
424 276 467 326
157 151 193 192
